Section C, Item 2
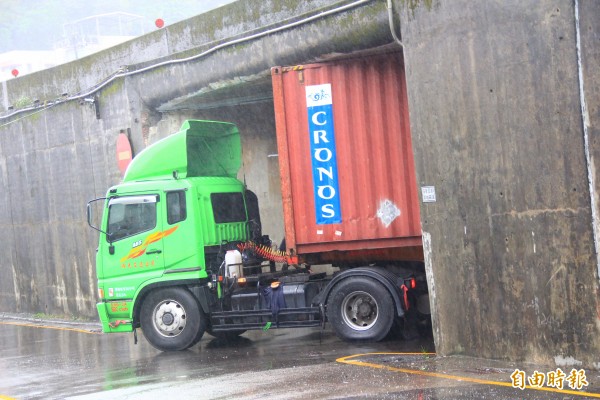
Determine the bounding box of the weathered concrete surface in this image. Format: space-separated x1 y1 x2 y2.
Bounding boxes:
0 92 132 316
0 0 379 108
402 0 600 368
582 0 600 287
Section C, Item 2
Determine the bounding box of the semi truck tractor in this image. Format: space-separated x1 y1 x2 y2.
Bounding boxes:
87 51 430 351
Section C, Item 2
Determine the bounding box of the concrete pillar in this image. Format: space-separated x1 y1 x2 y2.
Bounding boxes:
401 0 600 367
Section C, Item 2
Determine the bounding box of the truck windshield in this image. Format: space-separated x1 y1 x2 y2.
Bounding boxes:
107 195 157 241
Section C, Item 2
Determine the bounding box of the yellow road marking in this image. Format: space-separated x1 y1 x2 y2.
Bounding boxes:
0 321 101 335
0 321 101 400
337 352 600 398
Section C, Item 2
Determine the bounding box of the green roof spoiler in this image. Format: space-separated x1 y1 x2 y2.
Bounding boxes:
123 120 242 182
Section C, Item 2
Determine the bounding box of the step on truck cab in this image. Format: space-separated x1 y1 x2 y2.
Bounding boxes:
88 119 428 351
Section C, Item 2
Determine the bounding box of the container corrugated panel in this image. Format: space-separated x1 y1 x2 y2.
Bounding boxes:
272 51 422 263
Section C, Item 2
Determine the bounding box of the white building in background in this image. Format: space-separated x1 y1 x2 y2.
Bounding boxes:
1 12 146 82
0 50 61 80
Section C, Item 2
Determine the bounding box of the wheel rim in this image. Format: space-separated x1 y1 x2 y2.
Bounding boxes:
152 299 187 337
341 290 379 331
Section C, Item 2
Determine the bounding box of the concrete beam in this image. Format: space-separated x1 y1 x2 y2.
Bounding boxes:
1 0 393 113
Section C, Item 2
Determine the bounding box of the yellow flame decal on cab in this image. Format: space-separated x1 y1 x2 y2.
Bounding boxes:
120 225 178 262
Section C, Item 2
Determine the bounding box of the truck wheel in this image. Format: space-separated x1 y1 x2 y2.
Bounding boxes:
327 277 394 341
140 288 206 351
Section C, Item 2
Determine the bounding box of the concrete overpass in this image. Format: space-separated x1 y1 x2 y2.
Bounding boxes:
1 0 599 369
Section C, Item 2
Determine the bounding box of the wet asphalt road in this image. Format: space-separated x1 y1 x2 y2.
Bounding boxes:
1 316 599 399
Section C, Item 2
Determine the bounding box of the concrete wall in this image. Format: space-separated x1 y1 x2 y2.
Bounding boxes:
582 0 600 287
0 88 133 316
402 0 600 367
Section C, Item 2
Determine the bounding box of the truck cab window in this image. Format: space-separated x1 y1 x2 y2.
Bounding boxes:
211 192 246 223
167 191 187 225
107 196 157 241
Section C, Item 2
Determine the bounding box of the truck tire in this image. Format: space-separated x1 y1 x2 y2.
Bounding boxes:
327 276 394 342
140 288 206 351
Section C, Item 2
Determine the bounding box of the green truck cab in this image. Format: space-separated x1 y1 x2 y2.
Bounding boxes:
89 120 254 349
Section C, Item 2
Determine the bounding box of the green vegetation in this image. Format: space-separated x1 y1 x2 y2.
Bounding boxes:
400 0 439 16
33 312 95 322
421 346 432 357
14 96 32 108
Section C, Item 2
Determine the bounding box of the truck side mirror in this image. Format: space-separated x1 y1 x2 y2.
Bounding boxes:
87 198 109 238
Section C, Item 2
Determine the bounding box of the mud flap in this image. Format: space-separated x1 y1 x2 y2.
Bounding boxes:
96 302 133 333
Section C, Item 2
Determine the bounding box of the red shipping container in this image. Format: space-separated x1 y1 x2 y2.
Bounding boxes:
272 51 422 264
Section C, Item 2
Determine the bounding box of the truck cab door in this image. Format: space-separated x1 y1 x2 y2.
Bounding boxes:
100 194 166 299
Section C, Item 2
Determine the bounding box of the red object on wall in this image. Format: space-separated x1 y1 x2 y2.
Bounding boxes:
155 18 164 28
116 133 133 176
271 51 422 264
11 69 19 77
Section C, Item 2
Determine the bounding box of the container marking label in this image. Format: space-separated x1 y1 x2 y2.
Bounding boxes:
377 199 401 228
422 186 437 203
306 83 341 224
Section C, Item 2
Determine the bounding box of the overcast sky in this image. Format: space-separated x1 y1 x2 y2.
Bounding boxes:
0 0 235 53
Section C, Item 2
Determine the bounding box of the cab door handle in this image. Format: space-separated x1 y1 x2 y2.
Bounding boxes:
146 249 162 255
